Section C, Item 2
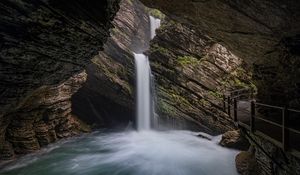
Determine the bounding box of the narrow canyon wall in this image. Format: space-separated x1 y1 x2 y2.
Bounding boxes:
71 0 253 133
1 72 88 160
0 0 120 160
140 0 300 108
71 0 151 127
149 20 253 132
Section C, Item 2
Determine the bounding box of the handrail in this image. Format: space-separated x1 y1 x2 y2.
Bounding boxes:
255 102 284 110
223 88 300 156
288 108 300 113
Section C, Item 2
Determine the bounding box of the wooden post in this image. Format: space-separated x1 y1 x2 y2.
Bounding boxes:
250 100 255 133
234 98 238 122
282 106 289 151
227 96 231 117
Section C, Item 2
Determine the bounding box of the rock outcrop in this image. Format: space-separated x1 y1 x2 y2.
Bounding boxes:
71 0 151 127
149 20 253 133
0 0 120 160
219 130 250 151
1 71 88 160
236 151 260 175
140 0 300 108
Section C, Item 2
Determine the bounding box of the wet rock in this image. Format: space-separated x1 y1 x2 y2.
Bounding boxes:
140 0 300 111
148 20 253 132
197 133 212 141
236 151 260 175
72 0 151 126
219 130 250 151
0 0 120 160
0 141 15 160
1 71 88 158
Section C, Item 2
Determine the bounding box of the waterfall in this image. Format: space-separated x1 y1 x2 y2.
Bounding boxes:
150 16 161 39
134 16 161 130
135 53 151 130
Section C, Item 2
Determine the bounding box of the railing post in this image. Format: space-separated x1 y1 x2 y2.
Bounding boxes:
282 106 289 151
250 100 255 133
227 96 231 117
234 98 238 122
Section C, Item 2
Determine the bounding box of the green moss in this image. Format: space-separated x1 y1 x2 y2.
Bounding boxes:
170 91 190 105
158 99 177 116
233 78 249 88
148 9 165 19
177 55 199 65
159 86 190 105
208 90 223 99
199 98 210 106
151 44 170 55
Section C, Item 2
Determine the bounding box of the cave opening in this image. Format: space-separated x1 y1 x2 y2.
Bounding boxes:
1 0 300 174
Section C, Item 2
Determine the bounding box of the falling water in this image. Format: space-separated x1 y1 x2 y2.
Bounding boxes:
0 14 239 175
134 15 161 130
150 16 161 39
135 53 151 130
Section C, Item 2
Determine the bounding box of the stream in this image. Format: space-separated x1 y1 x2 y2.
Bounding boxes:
0 130 239 175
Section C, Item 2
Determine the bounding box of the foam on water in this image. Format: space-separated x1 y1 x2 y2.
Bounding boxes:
0 130 239 175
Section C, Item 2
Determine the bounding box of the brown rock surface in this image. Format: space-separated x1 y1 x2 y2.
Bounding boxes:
139 0 300 109
149 20 254 132
1 71 88 159
236 151 260 175
72 0 152 127
0 0 120 160
219 130 250 151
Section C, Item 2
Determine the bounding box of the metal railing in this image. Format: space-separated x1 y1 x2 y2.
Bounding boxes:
223 88 300 156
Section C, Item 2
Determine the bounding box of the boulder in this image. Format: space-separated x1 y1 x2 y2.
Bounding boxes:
219 130 250 151
236 151 260 175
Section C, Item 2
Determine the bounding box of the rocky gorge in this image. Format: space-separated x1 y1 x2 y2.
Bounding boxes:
0 0 120 160
0 0 300 175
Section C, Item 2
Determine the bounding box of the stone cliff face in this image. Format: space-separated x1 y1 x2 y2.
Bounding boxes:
1 71 89 160
72 0 151 127
71 0 253 133
140 0 300 108
0 0 120 160
70 0 254 133
133 2 300 173
149 20 253 132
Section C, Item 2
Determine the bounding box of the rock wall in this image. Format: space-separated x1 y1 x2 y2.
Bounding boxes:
72 0 151 127
139 0 300 108
1 71 89 160
149 20 253 133
246 131 300 175
0 0 120 160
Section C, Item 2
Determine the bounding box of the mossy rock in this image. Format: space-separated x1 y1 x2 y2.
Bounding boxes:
148 9 165 19
177 55 199 66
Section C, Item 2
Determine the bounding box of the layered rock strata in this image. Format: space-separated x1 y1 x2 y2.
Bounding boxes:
140 0 300 108
72 0 152 127
0 0 120 160
1 71 88 160
149 21 253 133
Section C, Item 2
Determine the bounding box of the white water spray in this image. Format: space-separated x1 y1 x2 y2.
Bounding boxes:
134 15 161 130
150 16 161 39
135 53 151 130
1 13 239 175
0 130 239 175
